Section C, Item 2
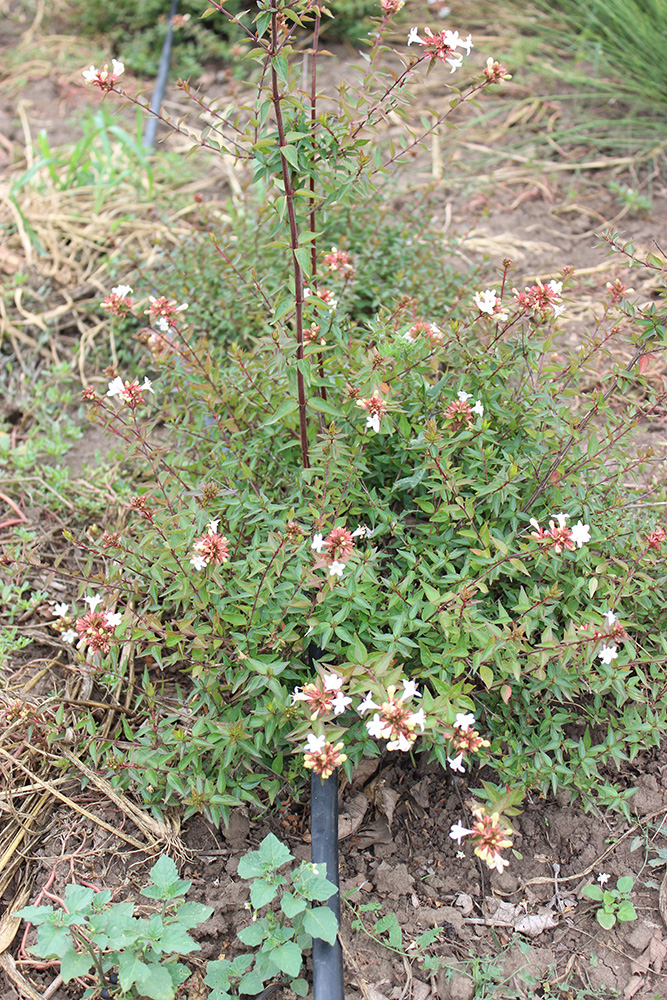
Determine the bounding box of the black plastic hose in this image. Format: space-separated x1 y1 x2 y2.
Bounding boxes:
311 770 344 1000
143 0 180 149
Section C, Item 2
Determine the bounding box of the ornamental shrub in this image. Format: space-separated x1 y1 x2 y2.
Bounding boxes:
63 3 667 871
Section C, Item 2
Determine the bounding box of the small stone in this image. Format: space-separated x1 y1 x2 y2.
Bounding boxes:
630 785 664 816
411 981 430 1000
492 871 519 893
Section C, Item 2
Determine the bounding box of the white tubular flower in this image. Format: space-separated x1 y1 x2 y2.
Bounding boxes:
447 753 466 773
454 712 476 730
311 533 326 553
305 733 326 753
106 377 125 398
449 821 473 845
84 594 103 612
332 692 353 716
571 521 591 548
409 708 426 732
366 713 388 739
329 560 346 577
323 673 344 691
399 679 421 701
358 692 380 715
53 603 69 617
407 26 423 45
598 644 618 665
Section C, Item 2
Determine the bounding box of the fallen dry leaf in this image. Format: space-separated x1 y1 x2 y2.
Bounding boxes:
514 908 559 938
375 784 400 829
338 793 369 840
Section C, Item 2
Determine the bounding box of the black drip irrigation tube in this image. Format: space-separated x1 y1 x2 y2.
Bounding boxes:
142 0 180 150
309 644 345 1000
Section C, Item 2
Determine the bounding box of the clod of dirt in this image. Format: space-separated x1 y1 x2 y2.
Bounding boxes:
630 775 666 816
373 861 414 898
221 809 250 848
436 970 475 1000
623 919 662 953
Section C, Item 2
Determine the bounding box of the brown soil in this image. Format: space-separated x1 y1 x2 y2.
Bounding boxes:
3 2 667 999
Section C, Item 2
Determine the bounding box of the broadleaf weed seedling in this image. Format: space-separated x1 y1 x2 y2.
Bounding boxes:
582 874 637 930
16 855 213 1000
205 832 338 998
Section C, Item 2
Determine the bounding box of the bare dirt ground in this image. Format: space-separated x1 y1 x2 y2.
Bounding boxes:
3 2 667 999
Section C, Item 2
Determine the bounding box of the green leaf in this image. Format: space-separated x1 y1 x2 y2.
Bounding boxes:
616 900 637 922
118 951 151 992
134 962 178 1000
597 910 616 930
238 918 268 947
250 878 278 910
60 949 94 983
308 396 341 419
281 891 307 918
175 901 213 929
291 978 309 997
616 876 633 894
36 923 74 958
239 970 267 994
265 940 302 978
261 398 298 427
141 856 190 900
158 922 199 955
63 885 95 914
374 913 402 950
302 905 339 945
257 833 294 870
281 145 299 171
582 885 604 901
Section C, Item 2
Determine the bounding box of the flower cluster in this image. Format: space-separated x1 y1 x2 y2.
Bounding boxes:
529 512 591 553
404 319 444 346
106 376 154 408
101 284 134 317
407 27 473 74
304 286 337 310
445 390 483 428
356 391 387 433
449 805 513 872
444 712 490 773
647 526 666 551
82 60 124 91
147 295 189 332
473 289 508 322
322 247 355 275
302 735 347 780
483 57 512 84
513 279 564 318
426 0 450 19
294 676 427 778
361 680 425 752
594 609 628 665
312 525 366 578
606 278 633 304
190 519 230 570
61 594 123 655
292 672 352 719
